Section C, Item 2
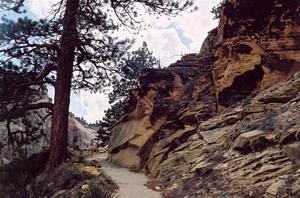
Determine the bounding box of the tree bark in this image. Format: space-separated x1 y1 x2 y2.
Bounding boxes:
48 0 79 171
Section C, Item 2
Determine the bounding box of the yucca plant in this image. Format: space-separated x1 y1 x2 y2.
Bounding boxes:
84 180 116 198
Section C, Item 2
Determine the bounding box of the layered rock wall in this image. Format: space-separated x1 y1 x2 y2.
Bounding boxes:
110 0 300 196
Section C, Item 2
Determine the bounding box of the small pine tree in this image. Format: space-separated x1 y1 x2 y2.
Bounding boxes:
96 42 159 146
211 0 225 20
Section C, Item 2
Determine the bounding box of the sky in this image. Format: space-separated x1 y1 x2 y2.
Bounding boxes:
2 0 221 123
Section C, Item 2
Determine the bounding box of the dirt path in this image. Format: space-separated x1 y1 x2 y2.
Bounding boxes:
88 154 161 198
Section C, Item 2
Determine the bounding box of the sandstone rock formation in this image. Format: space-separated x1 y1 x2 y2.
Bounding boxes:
109 0 300 197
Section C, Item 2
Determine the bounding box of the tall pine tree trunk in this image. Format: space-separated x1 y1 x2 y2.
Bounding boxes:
48 0 79 171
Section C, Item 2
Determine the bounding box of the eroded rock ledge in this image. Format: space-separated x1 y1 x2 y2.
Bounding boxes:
109 0 300 197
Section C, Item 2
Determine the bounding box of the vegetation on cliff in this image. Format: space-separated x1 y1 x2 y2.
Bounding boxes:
96 42 160 146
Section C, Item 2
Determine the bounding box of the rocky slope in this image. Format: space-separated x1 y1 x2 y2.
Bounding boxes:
109 0 300 197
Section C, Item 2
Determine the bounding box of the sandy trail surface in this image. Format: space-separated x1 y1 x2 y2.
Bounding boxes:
88 154 161 198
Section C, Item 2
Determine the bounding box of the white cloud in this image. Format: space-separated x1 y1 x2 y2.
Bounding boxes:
75 92 109 123
137 28 190 66
27 0 59 18
172 0 221 50
128 0 221 67
27 0 222 122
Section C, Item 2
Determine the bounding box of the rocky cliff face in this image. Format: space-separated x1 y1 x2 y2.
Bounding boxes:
110 0 300 197
44 113 96 149
0 87 50 162
1 102 96 163
1 114 96 163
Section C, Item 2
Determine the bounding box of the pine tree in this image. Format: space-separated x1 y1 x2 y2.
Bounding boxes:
96 100 125 147
109 42 160 104
0 0 195 170
96 42 159 146
0 0 25 12
211 0 225 20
